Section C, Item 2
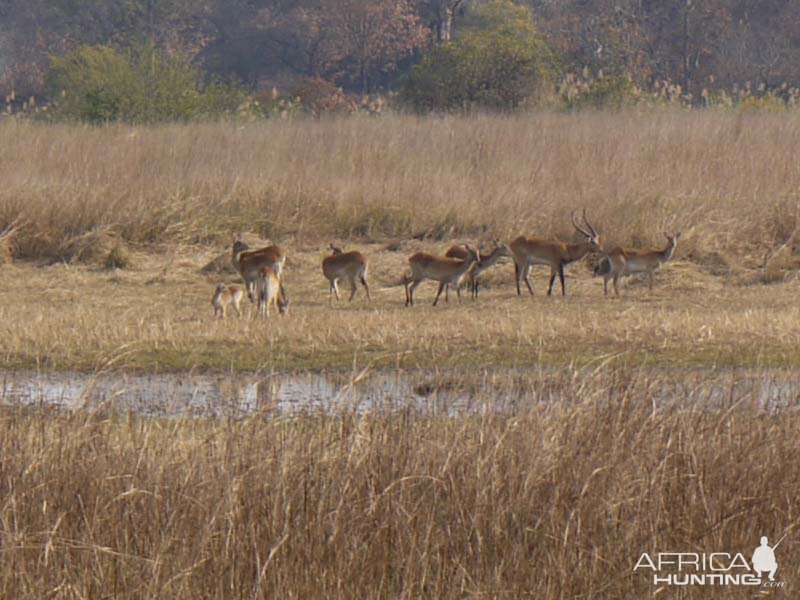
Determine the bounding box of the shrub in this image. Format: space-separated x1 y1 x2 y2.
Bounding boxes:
46 44 248 123
401 0 553 112
289 78 355 116
561 72 640 111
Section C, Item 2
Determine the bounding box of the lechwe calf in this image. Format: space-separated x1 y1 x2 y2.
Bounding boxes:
595 232 682 296
255 266 290 318
445 240 511 299
211 284 244 318
404 245 480 306
232 239 287 302
322 244 370 304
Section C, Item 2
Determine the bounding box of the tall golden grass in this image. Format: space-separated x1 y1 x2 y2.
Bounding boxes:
1 111 798 265
2 112 800 598
1 368 798 598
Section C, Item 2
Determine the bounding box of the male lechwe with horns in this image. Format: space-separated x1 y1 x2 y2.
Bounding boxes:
510 210 601 297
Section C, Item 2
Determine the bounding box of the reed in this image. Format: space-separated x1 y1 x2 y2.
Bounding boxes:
0 111 798 266
1 367 797 598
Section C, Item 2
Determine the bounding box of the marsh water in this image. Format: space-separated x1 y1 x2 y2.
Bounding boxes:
1 367 799 417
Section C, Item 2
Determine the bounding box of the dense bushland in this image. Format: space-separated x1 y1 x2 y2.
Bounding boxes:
4 0 800 117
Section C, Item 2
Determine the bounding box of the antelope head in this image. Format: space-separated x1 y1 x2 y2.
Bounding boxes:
572 209 601 252
232 239 249 256
493 239 511 257
662 231 681 261
464 244 481 265
279 288 290 315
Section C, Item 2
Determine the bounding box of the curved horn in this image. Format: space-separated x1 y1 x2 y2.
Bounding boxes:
582 209 598 238
572 211 591 237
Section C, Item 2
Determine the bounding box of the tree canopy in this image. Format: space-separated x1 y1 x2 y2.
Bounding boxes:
2 0 800 116
402 1 552 111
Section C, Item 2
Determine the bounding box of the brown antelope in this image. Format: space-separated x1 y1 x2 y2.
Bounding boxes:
594 232 681 296
322 244 370 304
510 211 601 297
232 239 287 303
445 240 511 299
255 266 290 318
404 245 480 306
211 284 244 318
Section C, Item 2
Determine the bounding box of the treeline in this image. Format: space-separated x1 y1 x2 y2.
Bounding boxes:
1 0 799 120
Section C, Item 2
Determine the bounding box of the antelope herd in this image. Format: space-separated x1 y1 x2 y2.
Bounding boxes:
215 215 682 317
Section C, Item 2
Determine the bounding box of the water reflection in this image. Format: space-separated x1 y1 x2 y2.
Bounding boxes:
0 368 798 417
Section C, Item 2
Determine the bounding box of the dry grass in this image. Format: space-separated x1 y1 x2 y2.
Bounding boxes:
0 112 799 268
2 113 800 597
1 369 798 599
1 111 796 372
0 243 798 372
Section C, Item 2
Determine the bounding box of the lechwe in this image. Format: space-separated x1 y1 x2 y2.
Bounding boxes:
594 232 682 296
404 245 480 306
211 284 244 318
231 238 287 302
322 244 370 304
445 240 511 299
510 210 601 297
255 266 290 318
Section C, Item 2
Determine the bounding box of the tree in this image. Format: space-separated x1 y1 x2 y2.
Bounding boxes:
332 0 429 93
523 0 655 80
46 43 245 122
0 0 213 98
402 0 553 111
416 0 466 42
714 1 800 91
249 0 428 94
195 0 286 86
272 2 347 79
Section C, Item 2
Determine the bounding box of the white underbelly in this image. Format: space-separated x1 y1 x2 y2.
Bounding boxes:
623 258 659 274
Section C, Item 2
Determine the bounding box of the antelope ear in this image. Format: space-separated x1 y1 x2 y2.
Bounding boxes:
675 232 682 239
